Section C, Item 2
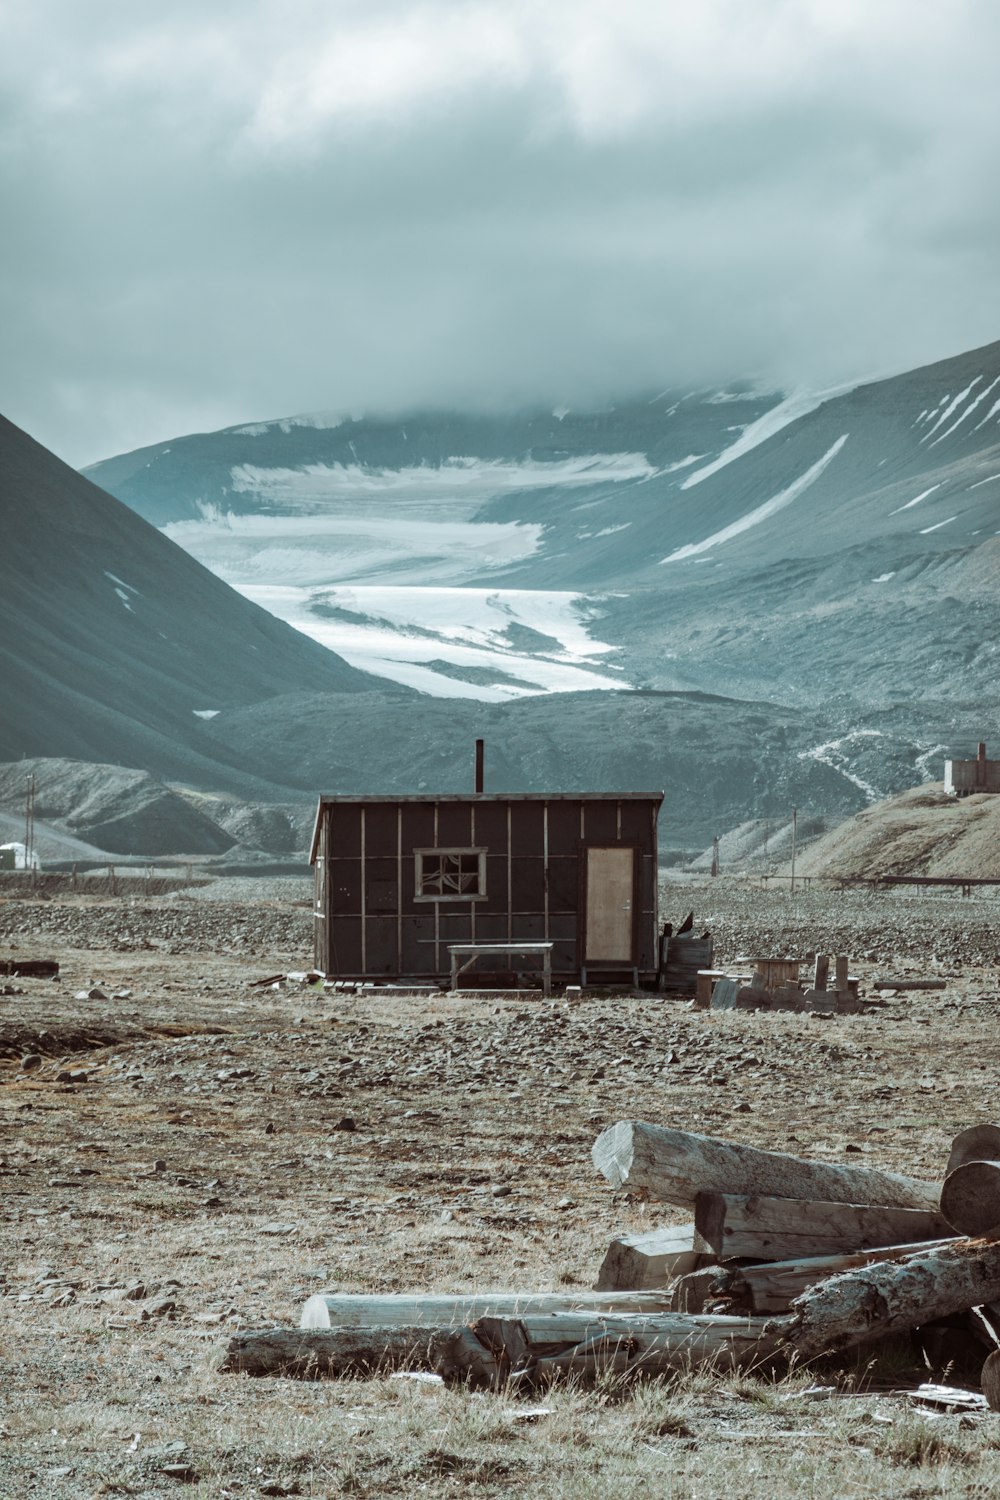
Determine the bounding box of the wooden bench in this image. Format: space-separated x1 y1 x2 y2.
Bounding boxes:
447 941 554 997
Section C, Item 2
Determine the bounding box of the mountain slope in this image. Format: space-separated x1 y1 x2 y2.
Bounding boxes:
0 413 400 785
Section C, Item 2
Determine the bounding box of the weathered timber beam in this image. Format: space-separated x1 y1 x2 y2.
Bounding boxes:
300 1290 677 1330
592 1121 939 1212
593 1224 701 1291
694 1192 950 1261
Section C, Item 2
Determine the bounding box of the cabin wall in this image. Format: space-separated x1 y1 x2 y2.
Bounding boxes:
314 797 660 983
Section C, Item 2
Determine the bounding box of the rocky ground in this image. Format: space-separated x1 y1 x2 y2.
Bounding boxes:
3 877 1000 1497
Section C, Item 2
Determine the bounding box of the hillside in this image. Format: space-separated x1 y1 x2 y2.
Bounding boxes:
790 784 1000 881
0 413 401 792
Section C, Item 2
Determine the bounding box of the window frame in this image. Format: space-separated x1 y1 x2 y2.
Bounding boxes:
413 845 487 903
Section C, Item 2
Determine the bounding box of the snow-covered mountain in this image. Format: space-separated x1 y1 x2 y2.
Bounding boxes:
73 340 1000 843
84 385 790 699
86 341 1000 713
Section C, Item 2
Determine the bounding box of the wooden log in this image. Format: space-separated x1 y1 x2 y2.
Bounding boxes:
981 1349 1000 1412
592 1122 940 1212
225 1235 1000 1383
694 1192 950 1261
873 979 947 991
940 1161 1000 1236
733 1238 957 1313
593 1224 701 1291
946 1123 1000 1176
224 1325 449 1377
301 1289 676 1329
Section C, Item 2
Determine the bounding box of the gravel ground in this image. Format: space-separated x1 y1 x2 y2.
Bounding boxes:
3 879 1000 1497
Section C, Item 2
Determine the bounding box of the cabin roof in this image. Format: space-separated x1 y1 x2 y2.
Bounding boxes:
310 791 663 862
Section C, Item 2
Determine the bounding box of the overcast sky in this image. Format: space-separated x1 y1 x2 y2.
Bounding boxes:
3 0 1000 466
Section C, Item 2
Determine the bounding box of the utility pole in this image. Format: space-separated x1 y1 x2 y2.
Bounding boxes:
790 807 797 894
24 772 36 874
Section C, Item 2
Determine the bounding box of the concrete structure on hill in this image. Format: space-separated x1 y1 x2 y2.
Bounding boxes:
310 753 663 989
944 742 1000 797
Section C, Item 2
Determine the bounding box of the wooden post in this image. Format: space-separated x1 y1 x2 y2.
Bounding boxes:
813 953 829 991
834 955 849 993
592 1121 940 1212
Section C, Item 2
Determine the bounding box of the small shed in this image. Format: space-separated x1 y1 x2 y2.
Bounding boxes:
945 742 1000 797
310 788 663 989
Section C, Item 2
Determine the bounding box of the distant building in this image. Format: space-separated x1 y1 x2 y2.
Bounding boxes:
310 784 663 989
944 742 1000 796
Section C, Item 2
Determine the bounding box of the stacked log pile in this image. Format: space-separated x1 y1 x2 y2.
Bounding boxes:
223 1120 1000 1401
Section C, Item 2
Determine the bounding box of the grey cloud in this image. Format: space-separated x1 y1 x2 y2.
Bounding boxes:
2 1 1000 464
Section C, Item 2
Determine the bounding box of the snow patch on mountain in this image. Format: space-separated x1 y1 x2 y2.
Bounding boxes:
661 435 849 563
680 386 852 490
890 484 940 515
227 452 657 513
234 582 624 701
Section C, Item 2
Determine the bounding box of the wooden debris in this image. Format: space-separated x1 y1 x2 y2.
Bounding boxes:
230 1233 1000 1385
693 1192 951 1261
591 1122 940 1212
593 1224 701 1291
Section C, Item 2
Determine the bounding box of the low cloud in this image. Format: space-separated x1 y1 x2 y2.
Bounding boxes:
3 0 1000 464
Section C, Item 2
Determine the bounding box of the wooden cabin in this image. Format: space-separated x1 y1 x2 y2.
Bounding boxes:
310 789 663 989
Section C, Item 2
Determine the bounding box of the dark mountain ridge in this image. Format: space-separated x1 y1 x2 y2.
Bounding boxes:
0 413 400 788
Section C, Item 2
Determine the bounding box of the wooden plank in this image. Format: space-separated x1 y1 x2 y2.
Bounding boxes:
593 1224 701 1290
592 1121 940 1212
694 1192 951 1260
585 847 634 962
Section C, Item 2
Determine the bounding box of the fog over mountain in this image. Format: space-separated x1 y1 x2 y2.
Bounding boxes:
3 3 1000 465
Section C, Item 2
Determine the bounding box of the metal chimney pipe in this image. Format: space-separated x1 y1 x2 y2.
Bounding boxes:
979 742 987 762
475 739 484 794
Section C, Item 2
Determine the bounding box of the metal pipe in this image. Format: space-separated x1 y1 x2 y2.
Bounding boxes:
475 739 484 794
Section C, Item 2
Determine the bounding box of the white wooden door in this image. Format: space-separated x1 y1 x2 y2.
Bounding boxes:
584 846 635 962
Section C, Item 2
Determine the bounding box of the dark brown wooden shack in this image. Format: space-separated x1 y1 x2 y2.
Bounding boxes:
310 791 664 988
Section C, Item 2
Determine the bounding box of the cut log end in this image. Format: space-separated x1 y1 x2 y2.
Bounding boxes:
941 1160 1000 1236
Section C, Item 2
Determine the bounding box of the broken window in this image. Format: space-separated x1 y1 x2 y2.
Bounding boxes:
415 848 486 900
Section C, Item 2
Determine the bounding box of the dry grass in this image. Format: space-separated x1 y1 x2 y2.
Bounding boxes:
4 881 1000 1496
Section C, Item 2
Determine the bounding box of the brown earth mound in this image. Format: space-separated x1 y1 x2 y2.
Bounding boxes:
791 782 1000 880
